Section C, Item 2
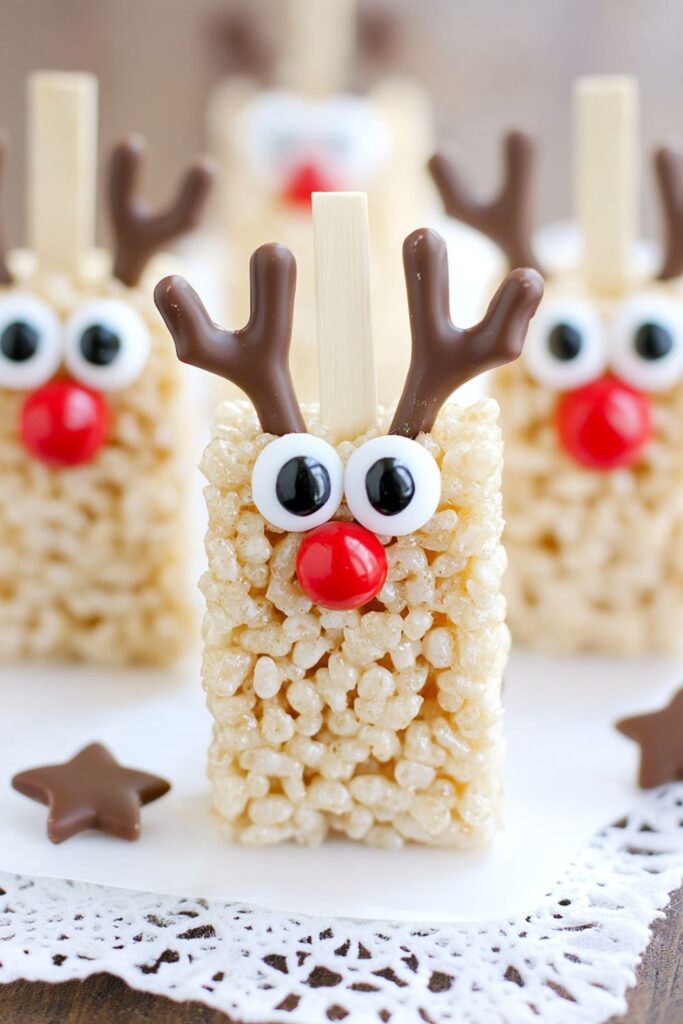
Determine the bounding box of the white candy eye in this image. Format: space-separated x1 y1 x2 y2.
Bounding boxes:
310 97 390 180
524 298 606 391
0 293 62 390
252 434 343 532
610 293 683 392
243 92 309 178
64 299 150 391
344 435 441 537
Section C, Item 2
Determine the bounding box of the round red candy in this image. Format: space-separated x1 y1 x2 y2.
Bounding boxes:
296 521 388 610
20 380 109 468
556 375 652 471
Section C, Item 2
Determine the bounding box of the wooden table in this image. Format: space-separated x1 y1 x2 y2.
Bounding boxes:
1 886 681 1023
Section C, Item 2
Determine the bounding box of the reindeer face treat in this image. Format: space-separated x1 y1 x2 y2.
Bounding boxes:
208 0 434 406
156 193 542 848
432 77 683 655
0 73 212 664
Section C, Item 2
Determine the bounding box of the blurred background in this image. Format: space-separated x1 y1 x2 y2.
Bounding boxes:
1 0 682 245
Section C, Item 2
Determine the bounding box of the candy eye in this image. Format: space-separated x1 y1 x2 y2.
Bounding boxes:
311 97 390 180
64 299 150 391
252 434 343 532
244 92 309 178
610 293 683 392
0 293 62 390
524 298 606 390
344 435 441 537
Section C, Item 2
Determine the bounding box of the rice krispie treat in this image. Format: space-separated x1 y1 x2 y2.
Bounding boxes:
432 76 683 654
208 0 434 404
155 204 543 847
0 72 212 664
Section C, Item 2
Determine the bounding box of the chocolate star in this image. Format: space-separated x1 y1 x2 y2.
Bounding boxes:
616 689 683 788
12 743 170 843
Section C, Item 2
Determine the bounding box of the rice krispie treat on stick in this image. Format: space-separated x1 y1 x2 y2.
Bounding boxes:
155 193 542 848
208 0 434 404
0 73 212 664
432 76 683 655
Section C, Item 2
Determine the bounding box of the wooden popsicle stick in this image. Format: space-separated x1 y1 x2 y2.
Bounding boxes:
574 75 639 294
313 191 377 441
278 0 357 96
28 71 98 276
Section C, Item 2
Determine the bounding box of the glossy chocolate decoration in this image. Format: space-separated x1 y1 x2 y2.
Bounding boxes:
616 690 683 789
110 137 215 288
155 244 305 436
429 132 542 273
12 743 170 843
389 228 544 438
654 146 683 281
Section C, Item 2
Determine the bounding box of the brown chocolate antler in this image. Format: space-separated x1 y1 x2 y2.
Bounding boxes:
154 244 305 436
109 137 215 288
215 7 275 81
357 4 400 69
429 131 541 272
390 229 544 438
0 135 13 285
654 145 683 281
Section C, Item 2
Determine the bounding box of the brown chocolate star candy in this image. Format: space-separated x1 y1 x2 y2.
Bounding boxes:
616 689 683 789
12 743 171 843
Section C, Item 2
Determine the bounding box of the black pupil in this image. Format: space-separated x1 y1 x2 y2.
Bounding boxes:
365 458 415 517
80 324 121 366
635 322 673 361
548 322 582 361
1 321 39 362
276 456 331 517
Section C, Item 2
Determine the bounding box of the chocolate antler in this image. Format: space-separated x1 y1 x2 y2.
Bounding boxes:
654 145 683 281
213 7 275 81
110 137 215 288
357 4 400 68
154 244 304 436
429 131 541 273
0 135 13 285
390 229 544 438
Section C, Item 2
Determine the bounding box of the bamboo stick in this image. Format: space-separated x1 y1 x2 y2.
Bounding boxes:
278 0 357 96
313 191 377 440
28 71 98 276
574 75 639 294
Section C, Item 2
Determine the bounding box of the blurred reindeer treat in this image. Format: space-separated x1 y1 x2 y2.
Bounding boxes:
432 76 683 655
208 0 434 404
0 72 212 664
155 191 542 847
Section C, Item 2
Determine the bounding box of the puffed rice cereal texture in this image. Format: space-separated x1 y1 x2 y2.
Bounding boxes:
0 259 195 664
494 358 683 655
201 398 507 848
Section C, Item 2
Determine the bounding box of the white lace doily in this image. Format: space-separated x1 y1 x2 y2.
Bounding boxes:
1 784 682 1024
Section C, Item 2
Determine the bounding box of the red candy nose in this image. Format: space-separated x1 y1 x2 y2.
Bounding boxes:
296 521 388 611
21 380 109 468
282 161 336 208
556 374 652 471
